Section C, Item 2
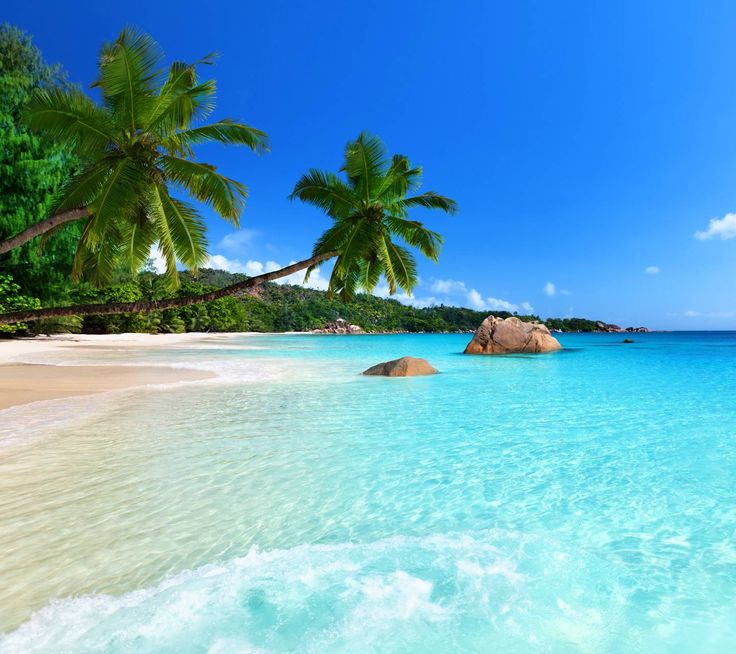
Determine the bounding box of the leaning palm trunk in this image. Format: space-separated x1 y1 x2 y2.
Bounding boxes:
0 252 336 326
0 208 89 254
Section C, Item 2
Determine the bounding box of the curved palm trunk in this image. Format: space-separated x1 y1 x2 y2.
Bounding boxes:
0 208 89 255
0 251 336 326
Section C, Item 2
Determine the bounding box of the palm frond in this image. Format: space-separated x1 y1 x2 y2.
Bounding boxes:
85 158 149 247
148 79 216 133
95 27 164 131
377 155 423 200
358 253 384 293
290 169 356 219
382 238 417 294
398 192 458 214
72 220 123 285
149 186 179 288
164 119 269 156
343 132 387 201
54 159 115 212
384 215 443 261
24 88 117 155
158 189 208 271
122 207 157 274
161 155 246 223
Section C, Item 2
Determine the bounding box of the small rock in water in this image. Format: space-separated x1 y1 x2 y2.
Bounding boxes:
623 338 634 343
362 356 438 377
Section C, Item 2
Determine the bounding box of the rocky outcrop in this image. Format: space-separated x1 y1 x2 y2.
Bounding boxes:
464 316 561 354
312 318 364 334
362 356 438 376
595 321 649 333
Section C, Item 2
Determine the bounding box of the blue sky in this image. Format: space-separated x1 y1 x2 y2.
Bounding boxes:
4 0 736 329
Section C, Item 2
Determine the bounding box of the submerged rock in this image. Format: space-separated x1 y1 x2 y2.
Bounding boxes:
362 356 438 377
464 316 561 355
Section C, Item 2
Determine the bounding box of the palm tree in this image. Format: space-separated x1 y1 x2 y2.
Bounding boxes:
0 28 267 289
290 132 457 300
0 133 456 326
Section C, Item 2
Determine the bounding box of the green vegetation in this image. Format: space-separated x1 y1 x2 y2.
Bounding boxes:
0 274 40 334
0 24 80 300
291 132 456 299
1 27 267 289
1 267 604 335
544 317 601 332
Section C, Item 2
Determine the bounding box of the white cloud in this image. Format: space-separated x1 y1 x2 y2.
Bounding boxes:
205 253 330 290
683 309 736 319
430 278 468 294
426 278 532 313
645 266 660 274
148 245 168 273
373 284 439 308
218 229 259 253
544 282 556 296
695 213 736 240
466 288 485 310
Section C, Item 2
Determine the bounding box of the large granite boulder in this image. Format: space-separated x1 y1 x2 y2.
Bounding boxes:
464 316 561 354
362 356 438 377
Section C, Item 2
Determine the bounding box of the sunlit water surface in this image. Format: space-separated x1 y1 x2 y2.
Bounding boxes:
2 332 736 653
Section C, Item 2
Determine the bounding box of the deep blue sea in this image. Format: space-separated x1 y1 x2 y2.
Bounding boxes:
2 332 736 652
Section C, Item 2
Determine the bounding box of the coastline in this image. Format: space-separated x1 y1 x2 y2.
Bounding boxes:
0 333 230 411
0 363 214 411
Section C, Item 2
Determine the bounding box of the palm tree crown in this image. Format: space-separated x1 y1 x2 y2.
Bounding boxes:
24 27 267 287
290 132 457 300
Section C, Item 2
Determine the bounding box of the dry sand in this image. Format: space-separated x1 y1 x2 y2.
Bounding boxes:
0 333 226 410
0 363 214 410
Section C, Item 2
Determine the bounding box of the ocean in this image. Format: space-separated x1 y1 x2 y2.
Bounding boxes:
1 332 736 652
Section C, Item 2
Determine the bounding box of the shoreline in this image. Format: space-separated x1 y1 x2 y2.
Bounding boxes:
0 333 229 411
0 362 215 411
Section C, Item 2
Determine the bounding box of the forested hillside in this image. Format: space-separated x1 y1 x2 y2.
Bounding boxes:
1 267 614 335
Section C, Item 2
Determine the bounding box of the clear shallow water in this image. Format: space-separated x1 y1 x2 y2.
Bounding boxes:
2 332 736 652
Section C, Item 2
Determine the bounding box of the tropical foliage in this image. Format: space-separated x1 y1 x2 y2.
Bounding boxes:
291 132 457 300
0 274 40 334
15 27 267 288
0 24 80 299
2 268 608 337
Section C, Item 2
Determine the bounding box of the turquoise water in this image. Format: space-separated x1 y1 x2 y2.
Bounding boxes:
2 332 736 652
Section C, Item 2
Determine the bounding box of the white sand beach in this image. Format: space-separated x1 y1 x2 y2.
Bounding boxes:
0 333 232 410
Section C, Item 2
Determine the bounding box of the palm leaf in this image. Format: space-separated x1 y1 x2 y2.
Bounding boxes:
377 155 423 200
343 132 387 202
158 189 208 270
54 159 116 212
149 186 179 287
95 27 164 131
24 88 117 155
398 192 458 214
85 158 149 247
122 207 157 274
384 215 443 261
165 119 269 155
290 169 356 219
148 80 216 134
359 253 384 293
382 238 417 293
161 155 246 222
